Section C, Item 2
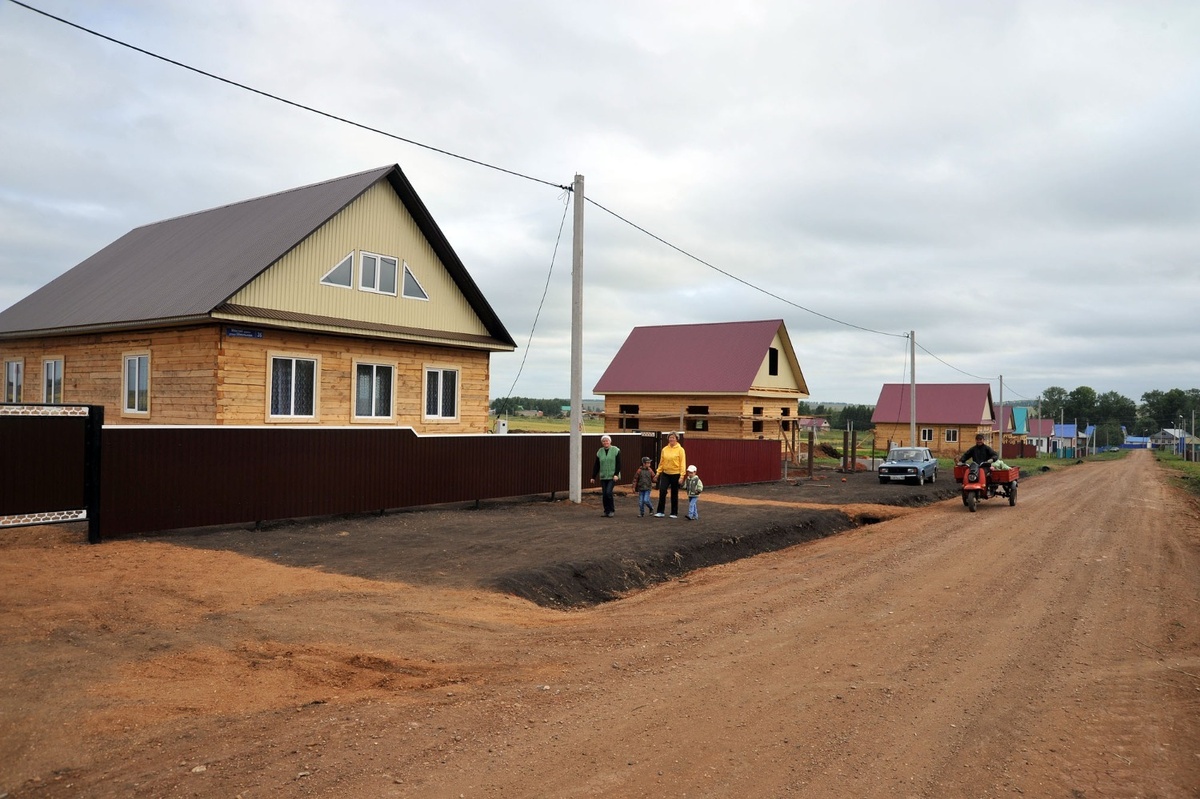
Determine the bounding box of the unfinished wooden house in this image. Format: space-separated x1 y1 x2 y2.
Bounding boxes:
593 319 809 442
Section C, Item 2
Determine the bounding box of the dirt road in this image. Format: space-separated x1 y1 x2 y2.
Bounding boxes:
2 449 1198 797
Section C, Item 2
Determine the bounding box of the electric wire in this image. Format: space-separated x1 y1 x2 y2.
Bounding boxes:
584 196 907 338
500 190 572 406
6 0 569 193
8 0 1061 396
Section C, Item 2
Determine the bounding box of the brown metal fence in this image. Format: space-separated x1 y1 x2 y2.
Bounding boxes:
1 415 781 540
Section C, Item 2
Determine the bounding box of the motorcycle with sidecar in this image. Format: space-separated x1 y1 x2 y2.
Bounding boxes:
953 460 1019 512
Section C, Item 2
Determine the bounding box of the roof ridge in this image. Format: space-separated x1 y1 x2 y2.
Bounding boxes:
135 164 395 230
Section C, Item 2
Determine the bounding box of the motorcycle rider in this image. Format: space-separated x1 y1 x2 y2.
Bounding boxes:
959 433 999 478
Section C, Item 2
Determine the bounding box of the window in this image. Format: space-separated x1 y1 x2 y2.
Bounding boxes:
402 262 429 300
270 356 317 418
945 429 959 443
43 358 63 403
320 253 355 288
768 347 779 376
123 354 149 414
3 359 22 403
920 428 934 442
618 403 640 430
424 368 458 419
354 362 394 419
780 406 791 432
686 405 709 432
360 252 398 295
752 406 763 434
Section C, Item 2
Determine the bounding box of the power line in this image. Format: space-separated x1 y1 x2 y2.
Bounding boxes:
501 190 573 403
584 197 907 338
6 0 569 192
14 0 1023 383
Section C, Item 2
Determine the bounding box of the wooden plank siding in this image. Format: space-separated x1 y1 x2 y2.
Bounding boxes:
874 422 994 458
603 394 799 441
1 324 490 431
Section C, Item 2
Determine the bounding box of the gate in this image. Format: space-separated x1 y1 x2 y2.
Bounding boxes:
0 404 103 543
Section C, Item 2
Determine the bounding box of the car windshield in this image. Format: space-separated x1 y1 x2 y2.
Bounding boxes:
891 449 923 461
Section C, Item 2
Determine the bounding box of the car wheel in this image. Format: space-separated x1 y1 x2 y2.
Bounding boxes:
879 477 887 485
930 468 936 484
917 472 925 486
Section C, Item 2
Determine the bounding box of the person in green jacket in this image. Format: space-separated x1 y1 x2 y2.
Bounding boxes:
590 435 622 517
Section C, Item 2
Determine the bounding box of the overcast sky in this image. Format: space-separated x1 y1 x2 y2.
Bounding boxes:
2 0 1198 406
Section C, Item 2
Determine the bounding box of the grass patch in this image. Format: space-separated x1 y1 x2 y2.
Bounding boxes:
1154 451 1200 499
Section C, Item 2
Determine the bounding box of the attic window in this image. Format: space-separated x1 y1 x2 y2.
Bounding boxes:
360 253 398 296
402 262 428 300
320 254 354 288
768 347 779 376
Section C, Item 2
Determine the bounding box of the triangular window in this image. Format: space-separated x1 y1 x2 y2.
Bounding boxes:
402 262 429 300
320 253 354 288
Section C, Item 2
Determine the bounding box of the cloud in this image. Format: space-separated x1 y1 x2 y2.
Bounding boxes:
2 0 1199 407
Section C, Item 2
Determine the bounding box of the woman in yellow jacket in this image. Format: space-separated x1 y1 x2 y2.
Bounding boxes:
654 432 687 518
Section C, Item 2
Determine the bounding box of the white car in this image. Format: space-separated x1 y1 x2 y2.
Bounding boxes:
878 447 938 485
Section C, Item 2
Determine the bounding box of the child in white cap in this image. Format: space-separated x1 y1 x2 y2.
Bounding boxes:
682 464 704 520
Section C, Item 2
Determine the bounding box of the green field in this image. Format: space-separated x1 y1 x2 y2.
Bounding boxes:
490 414 604 434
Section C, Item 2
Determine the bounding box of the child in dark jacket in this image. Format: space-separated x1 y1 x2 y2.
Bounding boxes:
633 456 656 517
682 464 704 520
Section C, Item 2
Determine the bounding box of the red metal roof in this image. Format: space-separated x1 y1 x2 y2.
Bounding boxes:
870 383 994 425
593 319 805 395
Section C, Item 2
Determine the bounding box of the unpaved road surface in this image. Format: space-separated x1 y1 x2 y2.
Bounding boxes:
2 449 1198 797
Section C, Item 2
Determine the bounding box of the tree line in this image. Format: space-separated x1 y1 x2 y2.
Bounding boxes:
1035 386 1199 442
490 397 570 416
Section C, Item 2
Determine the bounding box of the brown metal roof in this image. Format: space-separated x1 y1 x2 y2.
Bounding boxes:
871 383 995 426
593 319 805 394
0 165 515 349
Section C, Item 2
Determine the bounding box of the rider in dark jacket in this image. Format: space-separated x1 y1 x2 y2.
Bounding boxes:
959 434 998 470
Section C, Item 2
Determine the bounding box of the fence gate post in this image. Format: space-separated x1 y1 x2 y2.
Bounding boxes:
84 405 103 544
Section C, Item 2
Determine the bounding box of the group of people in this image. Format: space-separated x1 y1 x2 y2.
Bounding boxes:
589 432 703 520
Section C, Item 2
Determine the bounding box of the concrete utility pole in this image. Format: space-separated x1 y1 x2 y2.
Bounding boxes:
998 375 1004 453
569 174 584 504
909 331 917 447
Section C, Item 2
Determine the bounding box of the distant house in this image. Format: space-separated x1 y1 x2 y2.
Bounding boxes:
870 383 994 457
1150 428 1195 455
592 319 809 440
1052 424 1087 457
0 165 515 431
1027 418 1055 454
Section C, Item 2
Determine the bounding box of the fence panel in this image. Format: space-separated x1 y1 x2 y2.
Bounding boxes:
99 429 653 537
683 438 782 485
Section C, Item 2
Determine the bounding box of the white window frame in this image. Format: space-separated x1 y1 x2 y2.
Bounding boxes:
359 252 398 296
319 252 355 289
424 366 459 421
3 358 23 403
122 352 150 416
945 429 959 443
352 359 395 421
402 261 429 300
268 353 320 421
43 357 64 404
920 427 934 442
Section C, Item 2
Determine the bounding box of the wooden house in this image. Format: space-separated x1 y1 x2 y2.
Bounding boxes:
592 319 809 440
0 165 515 431
870 383 994 457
